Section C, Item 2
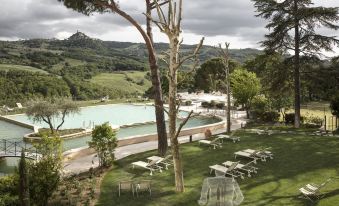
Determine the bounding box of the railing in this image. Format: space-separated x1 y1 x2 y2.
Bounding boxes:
0 139 40 160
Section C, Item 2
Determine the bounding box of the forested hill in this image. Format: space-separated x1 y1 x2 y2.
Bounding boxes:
0 32 261 106
0 31 261 73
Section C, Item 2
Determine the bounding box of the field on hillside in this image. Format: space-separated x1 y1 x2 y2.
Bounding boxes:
0 64 48 74
91 71 152 96
50 58 86 72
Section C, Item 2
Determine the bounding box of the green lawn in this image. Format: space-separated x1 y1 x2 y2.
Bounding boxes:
0 63 48 74
98 131 339 206
91 71 152 95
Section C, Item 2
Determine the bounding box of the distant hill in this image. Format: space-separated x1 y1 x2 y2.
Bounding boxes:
0 32 262 73
0 32 262 105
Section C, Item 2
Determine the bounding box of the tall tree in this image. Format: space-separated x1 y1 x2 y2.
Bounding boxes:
57 0 169 156
218 43 232 133
146 0 204 192
19 151 30 206
252 0 339 128
231 69 261 118
145 0 169 156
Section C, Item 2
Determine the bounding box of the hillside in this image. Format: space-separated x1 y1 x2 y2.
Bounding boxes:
0 32 262 105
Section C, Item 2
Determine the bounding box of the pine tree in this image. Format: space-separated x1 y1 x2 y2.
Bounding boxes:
252 0 339 128
58 0 169 156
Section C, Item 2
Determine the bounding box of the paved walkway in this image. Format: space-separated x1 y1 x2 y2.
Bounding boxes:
63 113 247 175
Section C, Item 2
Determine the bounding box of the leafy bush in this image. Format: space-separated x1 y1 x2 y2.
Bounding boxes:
204 129 212 139
0 175 19 206
89 123 118 167
215 102 225 109
304 114 323 126
184 100 192 106
251 95 270 113
260 111 280 122
201 101 210 108
210 100 217 108
285 113 304 124
330 94 339 117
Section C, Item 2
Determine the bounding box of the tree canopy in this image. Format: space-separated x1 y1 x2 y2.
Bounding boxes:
231 68 261 117
195 58 239 92
252 0 339 127
26 99 79 133
89 122 118 167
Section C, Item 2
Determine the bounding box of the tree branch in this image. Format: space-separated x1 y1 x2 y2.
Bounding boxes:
175 110 200 138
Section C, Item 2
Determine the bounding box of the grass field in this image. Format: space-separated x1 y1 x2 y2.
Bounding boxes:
298 102 336 131
50 58 86 72
0 63 48 74
98 130 339 206
91 71 152 95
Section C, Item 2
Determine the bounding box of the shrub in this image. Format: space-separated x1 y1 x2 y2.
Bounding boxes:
89 123 118 167
260 111 280 122
204 129 212 139
304 115 323 126
201 101 210 108
330 94 339 117
0 175 19 206
184 100 192 106
285 113 304 124
210 100 217 108
215 102 225 109
251 95 270 113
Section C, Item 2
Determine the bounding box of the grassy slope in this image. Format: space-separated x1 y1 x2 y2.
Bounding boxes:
98 131 339 206
91 71 152 95
0 63 48 74
50 58 86 73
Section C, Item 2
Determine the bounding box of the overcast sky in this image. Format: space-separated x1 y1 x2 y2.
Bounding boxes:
0 0 338 53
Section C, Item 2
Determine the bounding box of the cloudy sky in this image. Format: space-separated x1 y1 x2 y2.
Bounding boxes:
0 0 338 53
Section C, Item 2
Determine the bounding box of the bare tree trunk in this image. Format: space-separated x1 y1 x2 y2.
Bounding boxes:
168 37 185 192
218 43 231 133
226 68 231 132
294 0 301 128
146 0 203 192
96 1 168 155
146 0 168 156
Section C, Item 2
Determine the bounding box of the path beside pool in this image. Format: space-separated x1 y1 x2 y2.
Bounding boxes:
63 114 247 176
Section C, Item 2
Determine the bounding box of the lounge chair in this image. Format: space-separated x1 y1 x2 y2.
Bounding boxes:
299 178 333 202
2 105 13 112
157 155 173 169
256 129 274 135
243 149 273 161
234 151 260 164
131 159 162 175
135 180 152 197
216 134 240 143
199 139 222 149
16 103 24 109
118 181 134 197
209 162 244 179
223 161 258 177
147 155 173 170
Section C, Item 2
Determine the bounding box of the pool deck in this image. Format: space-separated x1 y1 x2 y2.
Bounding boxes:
63 113 247 175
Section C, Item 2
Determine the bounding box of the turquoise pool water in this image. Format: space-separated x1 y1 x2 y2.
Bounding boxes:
0 104 221 176
6 104 187 129
62 116 220 151
0 120 33 140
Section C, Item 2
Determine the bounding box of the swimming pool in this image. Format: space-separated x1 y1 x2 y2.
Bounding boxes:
0 104 222 176
6 104 187 129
